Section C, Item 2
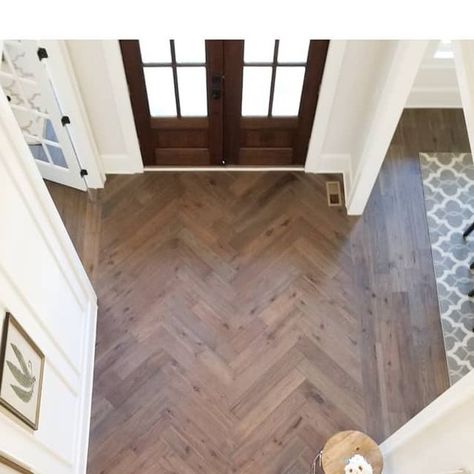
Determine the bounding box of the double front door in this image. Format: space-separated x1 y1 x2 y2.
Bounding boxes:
120 40 329 167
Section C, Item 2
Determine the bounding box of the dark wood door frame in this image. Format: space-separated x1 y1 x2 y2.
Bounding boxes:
294 41 329 163
120 40 155 165
206 41 224 165
121 40 329 167
223 41 243 166
222 40 329 166
121 40 223 166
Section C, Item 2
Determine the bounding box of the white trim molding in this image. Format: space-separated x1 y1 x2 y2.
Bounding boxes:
305 40 347 174
346 40 429 215
406 86 462 108
101 40 144 174
144 165 305 172
452 41 474 156
100 153 143 174
74 298 98 473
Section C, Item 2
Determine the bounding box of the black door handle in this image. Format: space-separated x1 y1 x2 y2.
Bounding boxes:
211 74 223 100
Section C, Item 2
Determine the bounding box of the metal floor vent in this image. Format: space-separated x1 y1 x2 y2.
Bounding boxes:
326 181 342 207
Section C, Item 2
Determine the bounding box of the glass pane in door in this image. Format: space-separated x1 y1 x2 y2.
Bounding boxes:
139 40 171 63
241 40 310 117
174 40 206 63
244 40 275 63
278 40 310 62
272 66 306 116
29 144 48 162
47 144 68 168
242 67 272 116
140 40 208 118
177 67 207 116
143 67 176 116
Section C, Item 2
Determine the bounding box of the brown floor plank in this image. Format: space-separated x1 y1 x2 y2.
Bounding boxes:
46 183 102 283
46 109 465 473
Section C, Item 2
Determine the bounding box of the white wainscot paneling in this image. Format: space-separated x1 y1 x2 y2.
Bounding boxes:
36 364 79 462
0 158 86 373
0 75 97 473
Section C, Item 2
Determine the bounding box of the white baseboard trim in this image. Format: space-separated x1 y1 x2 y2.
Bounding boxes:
407 87 462 108
101 154 144 174
144 165 304 172
305 153 352 203
305 41 348 172
101 41 144 175
75 298 97 474
305 153 350 174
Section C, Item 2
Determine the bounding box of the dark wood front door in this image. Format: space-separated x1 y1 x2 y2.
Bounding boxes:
120 40 329 167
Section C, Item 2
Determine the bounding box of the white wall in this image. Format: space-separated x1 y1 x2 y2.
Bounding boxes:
66 40 143 174
381 369 474 474
306 40 428 215
0 83 97 473
407 40 462 108
453 40 474 156
322 41 395 156
65 39 442 214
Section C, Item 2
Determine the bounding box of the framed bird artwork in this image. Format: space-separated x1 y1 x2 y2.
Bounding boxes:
0 313 45 430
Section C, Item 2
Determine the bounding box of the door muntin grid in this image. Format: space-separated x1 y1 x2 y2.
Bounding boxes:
139 40 310 119
242 39 309 117
139 39 208 118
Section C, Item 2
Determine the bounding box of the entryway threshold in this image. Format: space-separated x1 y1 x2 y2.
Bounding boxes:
144 165 305 172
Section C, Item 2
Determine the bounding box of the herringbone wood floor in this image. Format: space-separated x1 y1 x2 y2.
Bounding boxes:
47 109 467 474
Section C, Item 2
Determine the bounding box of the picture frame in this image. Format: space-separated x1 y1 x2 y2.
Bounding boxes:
0 454 34 473
0 313 45 430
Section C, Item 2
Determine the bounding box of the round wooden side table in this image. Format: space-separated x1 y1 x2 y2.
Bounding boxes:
312 430 383 474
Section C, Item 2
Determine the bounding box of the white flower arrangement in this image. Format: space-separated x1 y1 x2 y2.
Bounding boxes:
344 454 374 474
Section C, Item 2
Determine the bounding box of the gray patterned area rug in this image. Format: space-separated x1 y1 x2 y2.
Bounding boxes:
420 153 474 384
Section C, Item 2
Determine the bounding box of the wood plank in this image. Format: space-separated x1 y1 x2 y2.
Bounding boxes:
206 40 224 165
150 117 208 130
45 182 101 283
153 130 208 148
223 41 244 165
154 148 210 165
241 129 294 148
46 109 462 474
240 117 298 130
238 147 293 165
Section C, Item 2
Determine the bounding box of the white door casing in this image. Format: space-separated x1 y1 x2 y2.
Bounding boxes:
453 40 474 157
